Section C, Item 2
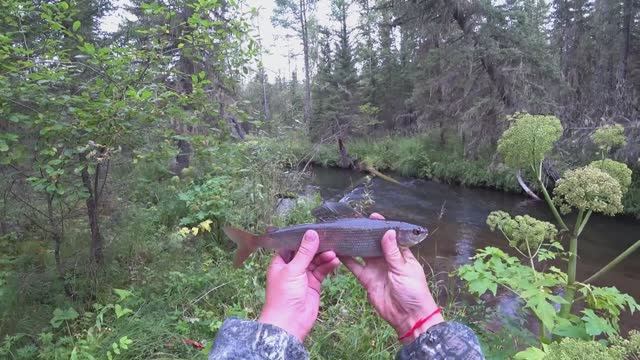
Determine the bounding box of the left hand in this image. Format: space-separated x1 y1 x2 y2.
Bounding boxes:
258 230 340 341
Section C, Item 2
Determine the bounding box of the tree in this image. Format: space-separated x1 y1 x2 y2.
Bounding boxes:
1 0 255 276
272 0 317 128
311 31 338 140
331 0 359 133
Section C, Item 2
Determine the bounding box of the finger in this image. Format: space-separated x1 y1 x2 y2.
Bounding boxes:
314 258 341 279
381 230 405 272
339 256 366 283
313 251 337 266
309 251 336 272
309 258 341 293
400 247 417 262
268 253 286 272
289 230 320 272
369 212 385 220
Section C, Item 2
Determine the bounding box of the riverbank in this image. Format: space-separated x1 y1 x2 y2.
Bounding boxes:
272 134 640 218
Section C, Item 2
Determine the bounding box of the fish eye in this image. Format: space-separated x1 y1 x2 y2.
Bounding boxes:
412 228 421 235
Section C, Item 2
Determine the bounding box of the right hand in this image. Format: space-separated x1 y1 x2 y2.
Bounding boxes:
258 230 340 342
340 213 444 344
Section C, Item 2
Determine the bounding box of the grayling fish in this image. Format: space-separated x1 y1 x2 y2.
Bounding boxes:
224 218 428 267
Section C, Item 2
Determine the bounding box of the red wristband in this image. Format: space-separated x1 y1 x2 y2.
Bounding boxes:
398 307 442 341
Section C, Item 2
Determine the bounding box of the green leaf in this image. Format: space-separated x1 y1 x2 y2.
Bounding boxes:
552 318 589 339
582 309 616 337
50 307 79 328
113 288 133 301
514 346 547 360
0 140 8 152
530 296 557 331
70 347 78 360
114 304 133 318
119 336 132 349
468 276 498 296
112 342 121 354
73 20 81 31
79 42 95 55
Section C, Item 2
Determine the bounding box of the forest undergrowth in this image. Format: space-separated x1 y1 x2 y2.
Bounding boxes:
3 131 639 359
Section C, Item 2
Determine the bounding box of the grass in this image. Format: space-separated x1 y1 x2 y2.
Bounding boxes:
2 134 639 359
308 135 521 192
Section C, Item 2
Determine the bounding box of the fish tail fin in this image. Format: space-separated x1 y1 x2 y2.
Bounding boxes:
223 226 259 267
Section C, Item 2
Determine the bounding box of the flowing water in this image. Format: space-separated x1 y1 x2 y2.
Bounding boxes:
309 167 640 332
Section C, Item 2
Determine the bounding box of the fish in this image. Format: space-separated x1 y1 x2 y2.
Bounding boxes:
223 218 428 267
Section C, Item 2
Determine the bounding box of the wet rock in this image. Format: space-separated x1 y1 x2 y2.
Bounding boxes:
275 185 320 218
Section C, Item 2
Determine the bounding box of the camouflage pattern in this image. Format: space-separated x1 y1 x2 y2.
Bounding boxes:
396 322 484 359
210 318 484 359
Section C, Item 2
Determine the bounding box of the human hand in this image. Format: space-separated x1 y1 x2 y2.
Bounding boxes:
340 213 443 344
258 230 340 342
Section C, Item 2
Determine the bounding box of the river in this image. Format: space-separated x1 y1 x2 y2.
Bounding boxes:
309 166 640 333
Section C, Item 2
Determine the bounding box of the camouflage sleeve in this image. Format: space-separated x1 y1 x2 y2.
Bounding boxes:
209 317 309 360
396 322 484 360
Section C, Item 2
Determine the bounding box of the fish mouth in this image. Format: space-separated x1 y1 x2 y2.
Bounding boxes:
416 232 429 245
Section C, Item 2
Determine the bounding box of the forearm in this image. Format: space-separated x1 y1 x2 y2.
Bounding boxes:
209 318 309 360
396 322 484 360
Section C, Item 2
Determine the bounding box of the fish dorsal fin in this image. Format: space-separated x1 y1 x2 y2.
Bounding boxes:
266 226 278 233
312 201 362 222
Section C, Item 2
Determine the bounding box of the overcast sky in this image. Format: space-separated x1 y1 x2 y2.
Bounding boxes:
100 0 359 82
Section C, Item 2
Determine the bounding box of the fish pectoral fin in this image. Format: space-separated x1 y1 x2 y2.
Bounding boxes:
312 201 362 222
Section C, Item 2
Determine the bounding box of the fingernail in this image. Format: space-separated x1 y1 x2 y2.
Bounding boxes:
304 229 319 242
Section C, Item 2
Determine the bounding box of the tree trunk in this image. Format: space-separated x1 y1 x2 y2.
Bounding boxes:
261 66 270 121
516 170 542 201
619 0 633 80
80 162 104 264
300 0 312 126
172 5 195 171
338 138 354 168
175 138 192 174
439 120 446 146
451 2 513 109
46 193 74 298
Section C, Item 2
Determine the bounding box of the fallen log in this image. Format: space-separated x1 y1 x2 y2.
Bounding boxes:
516 170 541 201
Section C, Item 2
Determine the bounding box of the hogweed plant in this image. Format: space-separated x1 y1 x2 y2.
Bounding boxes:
460 113 640 354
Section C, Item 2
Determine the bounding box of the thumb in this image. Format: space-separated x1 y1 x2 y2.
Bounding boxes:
289 230 320 272
381 230 405 272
